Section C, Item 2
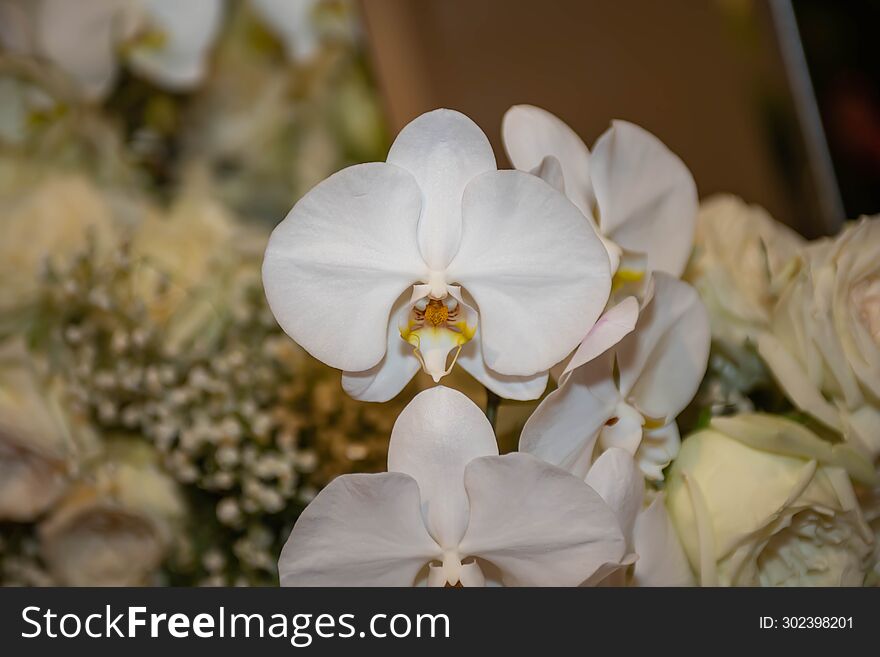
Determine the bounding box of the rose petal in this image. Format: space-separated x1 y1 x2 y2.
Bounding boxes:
756 332 843 432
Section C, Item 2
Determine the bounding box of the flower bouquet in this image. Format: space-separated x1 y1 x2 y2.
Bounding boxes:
266 104 879 587
0 0 877 588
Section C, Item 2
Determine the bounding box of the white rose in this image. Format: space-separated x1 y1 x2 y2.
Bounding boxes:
39 441 185 586
0 174 119 311
860 488 880 585
667 414 874 586
0 339 90 521
757 217 880 457
687 195 804 353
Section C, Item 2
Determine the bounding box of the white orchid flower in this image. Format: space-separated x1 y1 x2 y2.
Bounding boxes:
278 386 626 586
580 448 695 586
263 109 611 402
502 105 698 282
520 273 710 480
0 0 224 100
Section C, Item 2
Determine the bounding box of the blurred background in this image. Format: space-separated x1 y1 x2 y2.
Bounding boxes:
0 0 877 586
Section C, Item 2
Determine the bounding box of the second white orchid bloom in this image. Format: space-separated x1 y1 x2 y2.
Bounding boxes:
263 109 611 402
502 105 698 284
520 273 710 480
278 386 626 587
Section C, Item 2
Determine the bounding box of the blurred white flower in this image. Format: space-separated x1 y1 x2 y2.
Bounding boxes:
0 0 224 100
131 180 234 321
667 414 875 586
502 105 698 281
0 340 87 521
688 195 804 353
250 0 318 62
0 174 119 311
39 440 185 586
279 386 626 586
521 273 709 480
0 76 59 145
249 0 358 63
757 217 880 458
263 109 611 401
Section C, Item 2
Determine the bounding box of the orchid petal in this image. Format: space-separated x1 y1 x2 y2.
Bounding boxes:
457 323 549 401
591 120 697 276
342 294 420 402
562 296 639 378
519 351 619 479
502 105 594 217
631 494 695 586
36 0 121 100
584 448 644 544
617 274 709 421
458 561 487 587
529 155 566 195
598 402 645 454
278 472 439 586
450 170 611 376
400 285 478 383
425 559 486 588
387 386 498 550
126 0 223 90
459 453 626 586
387 109 496 271
638 421 681 481
262 162 424 372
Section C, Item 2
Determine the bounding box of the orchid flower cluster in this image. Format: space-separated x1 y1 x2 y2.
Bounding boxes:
263 106 710 586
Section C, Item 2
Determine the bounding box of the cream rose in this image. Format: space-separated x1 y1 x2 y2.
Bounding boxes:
687 195 803 354
667 414 874 586
757 217 880 458
0 339 90 521
39 441 185 586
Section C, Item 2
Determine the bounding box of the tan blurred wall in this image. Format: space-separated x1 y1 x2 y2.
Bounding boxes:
361 0 817 232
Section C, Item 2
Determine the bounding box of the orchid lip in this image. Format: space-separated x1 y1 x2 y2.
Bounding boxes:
400 285 477 382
